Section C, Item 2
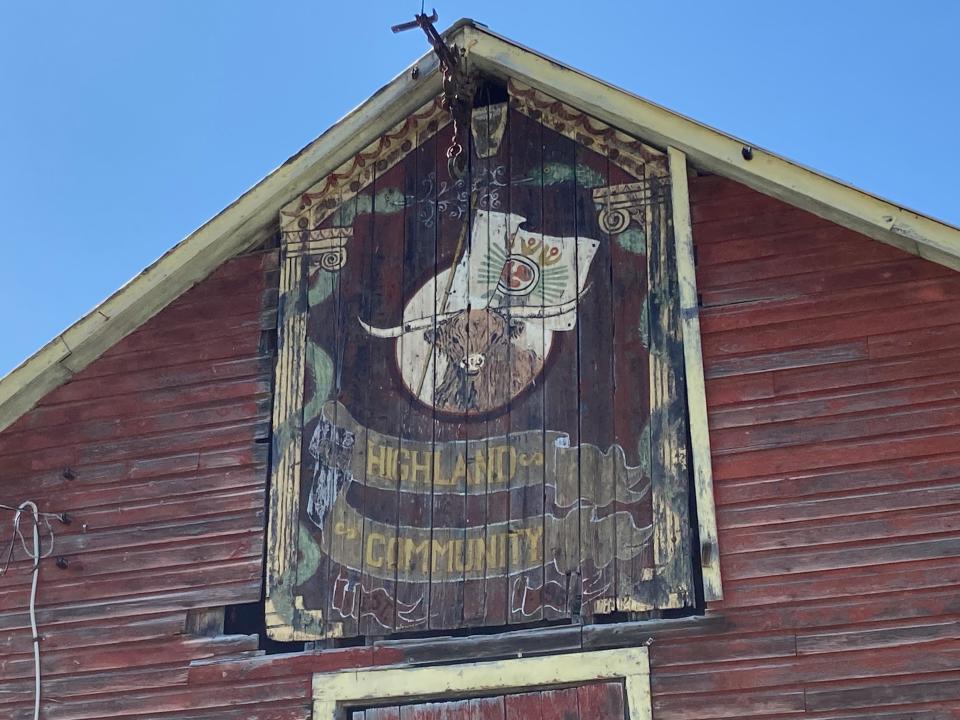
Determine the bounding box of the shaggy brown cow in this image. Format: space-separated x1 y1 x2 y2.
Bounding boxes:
425 308 542 413
359 292 584 414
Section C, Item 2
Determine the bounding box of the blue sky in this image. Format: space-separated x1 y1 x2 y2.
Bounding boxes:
1 1 957 376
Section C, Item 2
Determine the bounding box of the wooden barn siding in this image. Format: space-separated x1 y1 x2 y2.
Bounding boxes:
648 174 960 719
4 174 960 720
0 248 288 719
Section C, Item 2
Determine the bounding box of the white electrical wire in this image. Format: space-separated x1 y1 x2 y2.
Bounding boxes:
0 500 56 720
13 501 43 720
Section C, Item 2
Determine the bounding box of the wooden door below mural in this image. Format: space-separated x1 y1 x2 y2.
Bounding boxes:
350 681 627 720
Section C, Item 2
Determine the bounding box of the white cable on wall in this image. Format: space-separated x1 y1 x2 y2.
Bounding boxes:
1 500 60 720
3 501 47 720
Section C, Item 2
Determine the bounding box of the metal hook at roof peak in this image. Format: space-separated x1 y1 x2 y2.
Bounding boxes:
391 9 456 71
391 9 476 179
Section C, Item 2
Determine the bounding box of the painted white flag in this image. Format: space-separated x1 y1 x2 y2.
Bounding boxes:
444 210 599 331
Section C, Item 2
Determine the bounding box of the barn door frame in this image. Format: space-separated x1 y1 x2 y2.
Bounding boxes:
312 647 651 719
667 146 722 601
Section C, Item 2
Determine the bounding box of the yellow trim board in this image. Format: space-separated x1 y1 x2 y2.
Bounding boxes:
312 647 651 719
2 18 960 435
669 147 722 602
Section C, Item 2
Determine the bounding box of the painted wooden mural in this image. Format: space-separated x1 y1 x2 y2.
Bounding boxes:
267 80 693 639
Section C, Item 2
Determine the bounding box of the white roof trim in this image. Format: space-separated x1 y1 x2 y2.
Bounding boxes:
2 19 959 432
463 24 960 268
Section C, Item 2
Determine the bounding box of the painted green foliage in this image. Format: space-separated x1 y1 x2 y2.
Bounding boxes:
616 227 646 255
303 270 337 425
527 162 605 188
304 338 334 426
308 268 337 309
301 184 408 426
298 525 323 575
306 185 401 432
331 187 408 226
636 421 652 482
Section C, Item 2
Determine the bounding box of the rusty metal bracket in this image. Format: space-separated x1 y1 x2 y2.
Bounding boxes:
392 10 477 176
391 10 456 70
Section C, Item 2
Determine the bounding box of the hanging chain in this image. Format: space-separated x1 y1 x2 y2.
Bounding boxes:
392 10 477 177
441 53 476 178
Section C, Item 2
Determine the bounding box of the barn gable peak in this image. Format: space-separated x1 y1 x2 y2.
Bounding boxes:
2 17 958 433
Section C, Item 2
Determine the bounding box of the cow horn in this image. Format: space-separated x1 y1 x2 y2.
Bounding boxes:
358 311 457 338
506 284 593 319
357 318 410 338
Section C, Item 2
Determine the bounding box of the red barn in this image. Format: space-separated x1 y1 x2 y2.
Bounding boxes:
2 19 959 720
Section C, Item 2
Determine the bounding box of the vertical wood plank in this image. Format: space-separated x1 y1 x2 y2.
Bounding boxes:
314 700 337 720
184 606 225 636
265 232 308 639
479 102 517 624
667 146 722 602
577 681 626 720
354 167 388 638
540 687 580 720
359 161 413 636
624 653 653 720
400 701 446 720
575 140 617 619
430 135 469 631
439 700 471 720
607 160 655 613
368 706 402 720
506 106 548 624
325 186 354 639
477 102 511 628
648 169 694 609
463 117 494 628
503 103 521 627
469 695 505 720
297 200 337 640
393 131 439 633
539 112 582 622
504 691 542 720
392 183 434 629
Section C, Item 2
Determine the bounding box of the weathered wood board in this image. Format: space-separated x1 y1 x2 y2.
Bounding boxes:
267 81 693 639
349 681 626 720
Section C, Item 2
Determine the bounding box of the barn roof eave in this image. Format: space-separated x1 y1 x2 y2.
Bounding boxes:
1 19 959 433
463 24 960 266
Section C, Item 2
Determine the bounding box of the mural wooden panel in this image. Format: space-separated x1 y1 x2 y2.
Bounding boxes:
267 80 693 640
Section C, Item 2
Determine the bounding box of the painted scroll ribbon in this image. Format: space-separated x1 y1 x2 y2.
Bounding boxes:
305 402 654 584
